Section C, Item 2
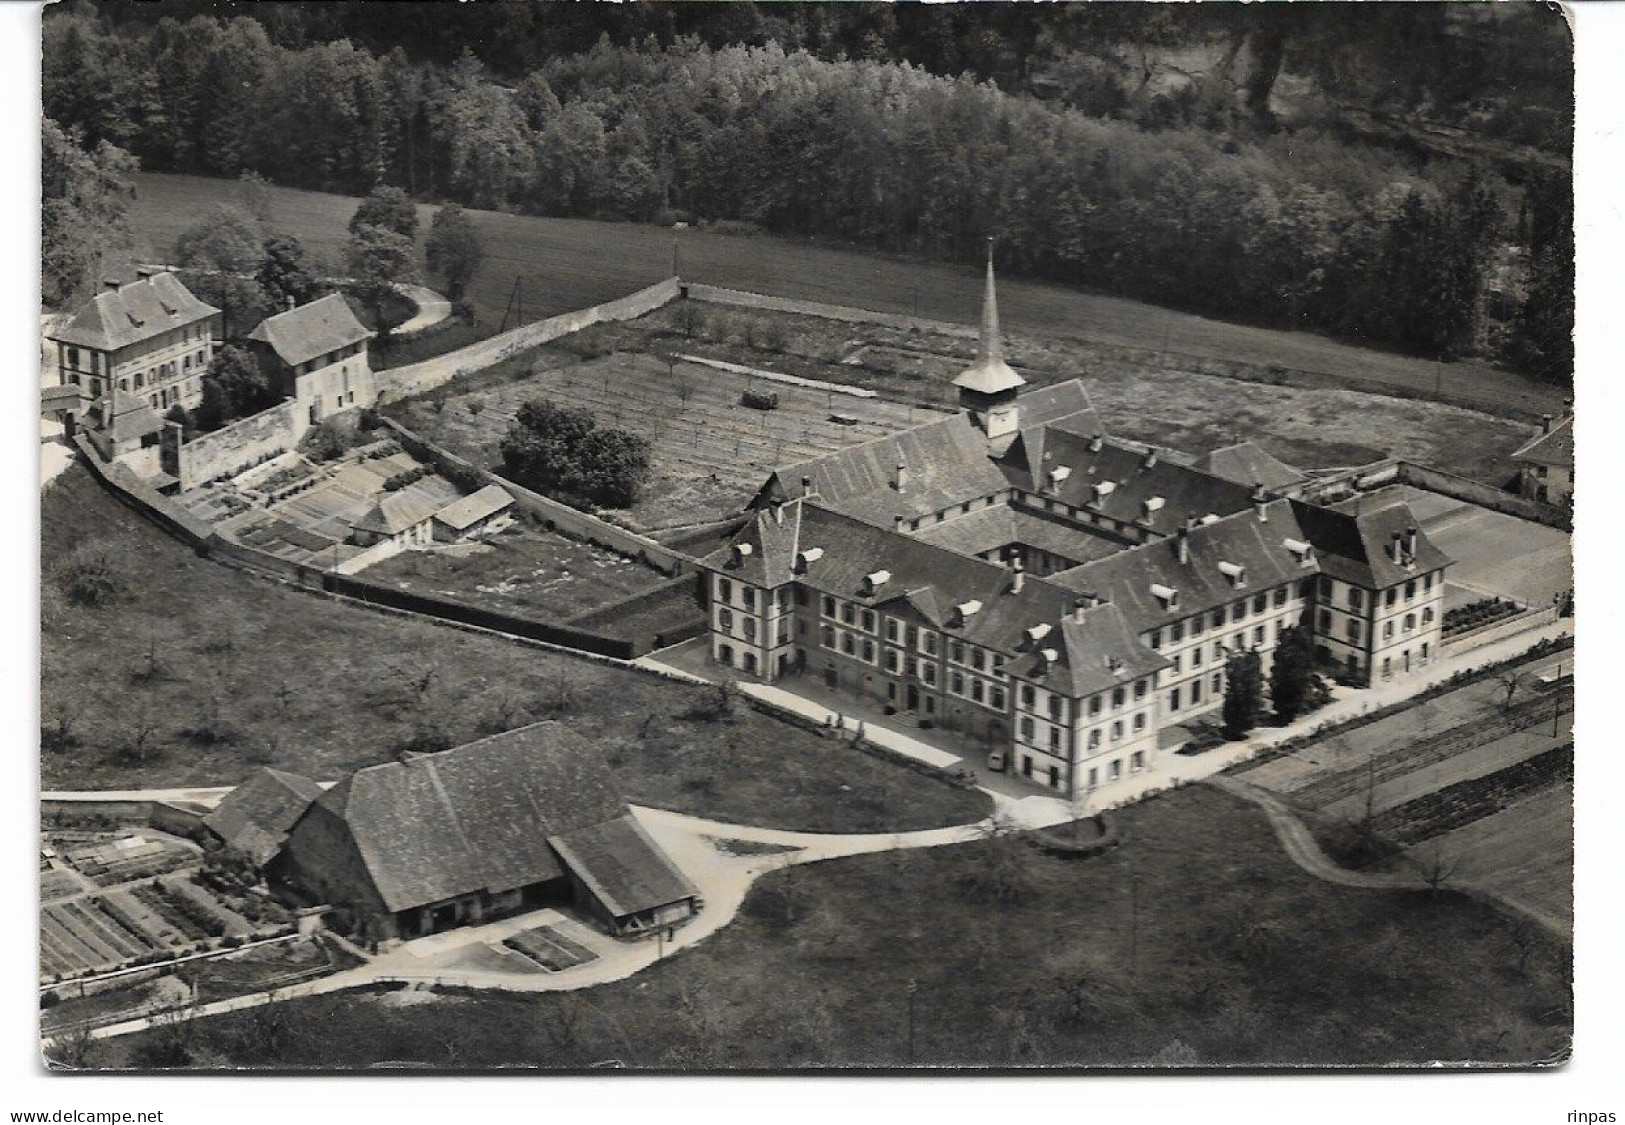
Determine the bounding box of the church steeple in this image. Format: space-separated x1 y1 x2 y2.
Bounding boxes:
954 240 1026 446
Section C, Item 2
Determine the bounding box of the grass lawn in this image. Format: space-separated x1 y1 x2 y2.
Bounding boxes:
39 464 986 834
358 525 669 620
125 172 1564 420
94 786 1571 1071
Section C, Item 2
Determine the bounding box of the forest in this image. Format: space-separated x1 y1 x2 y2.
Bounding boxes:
42 1 1572 382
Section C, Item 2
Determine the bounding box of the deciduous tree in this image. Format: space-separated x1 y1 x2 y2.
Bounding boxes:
425 203 483 300
1221 649 1263 740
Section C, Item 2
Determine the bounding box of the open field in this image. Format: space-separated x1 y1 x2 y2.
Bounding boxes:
97 786 1570 1070
392 349 923 528
127 173 1565 418
1419 783 1574 935
390 300 1540 529
40 464 986 834
1350 485 1573 608
361 525 669 620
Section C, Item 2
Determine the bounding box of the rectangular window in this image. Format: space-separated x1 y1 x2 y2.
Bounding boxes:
1133 713 1146 732
1191 680 1202 703
1171 654 1182 674
1253 625 1265 645
1087 768 1098 790
1169 688 1181 712
1212 673 1223 693
922 663 937 686
862 638 875 662
1049 728 1061 750
1110 759 1122 781
822 595 836 617
920 631 938 655
951 671 965 694
1021 685 1035 709
972 680 985 704
1192 647 1203 667
885 649 900 673
1150 629 1162 650
1131 751 1145 772
1232 601 1246 623
841 603 855 625
1212 610 1226 631
1190 615 1204 638
841 632 855 655
1252 593 1266 615
1318 609 1332 633
990 687 1005 710
1111 687 1126 709
1386 588 1398 607
744 619 757 642
861 609 876 632
1048 696 1063 721
1274 587 1287 607
1347 619 1363 643
1021 717 1034 740
742 588 755 611
885 618 898 642
1111 721 1124 742
717 608 733 630
1089 695 1102 716
1383 621 1394 640
1405 580 1417 600
1088 729 1101 750
1133 680 1147 700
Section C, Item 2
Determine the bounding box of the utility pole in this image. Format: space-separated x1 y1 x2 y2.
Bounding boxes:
905 978 918 1066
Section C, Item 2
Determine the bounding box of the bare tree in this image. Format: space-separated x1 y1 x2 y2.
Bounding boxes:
1496 669 1526 712
44 1022 100 1071
1414 842 1460 895
119 703 163 766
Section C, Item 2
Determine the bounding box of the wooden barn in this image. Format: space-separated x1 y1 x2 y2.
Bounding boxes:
271 723 699 944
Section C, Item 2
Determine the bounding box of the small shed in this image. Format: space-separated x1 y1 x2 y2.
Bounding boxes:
432 483 516 542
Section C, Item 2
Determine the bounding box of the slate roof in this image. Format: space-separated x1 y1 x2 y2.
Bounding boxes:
1288 500 1451 589
50 273 219 352
549 815 699 919
352 484 445 536
1192 442 1306 491
204 767 324 865
1510 417 1573 468
307 723 631 914
764 413 1010 525
433 483 514 531
1004 600 1170 697
95 388 165 444
707 500 1145 667
248 293 373 369
1051 499 1321 634
911 505 1126 566
1011 431 1257 536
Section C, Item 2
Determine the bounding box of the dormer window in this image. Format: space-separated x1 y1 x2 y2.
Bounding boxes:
1150 583 1179 609
1284 537 1314 566
954 599 983 626
1218 561 1246 588
730 543 754 566
1092 481 1116 502
1089 434 1104 453
1038 647 1059 670
1143 496 1165 519
1026 623 1053 648
795 547 824 573
1047 466 1072 491
862 569 891 595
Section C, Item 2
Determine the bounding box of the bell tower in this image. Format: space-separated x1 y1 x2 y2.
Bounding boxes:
952 241 1026 449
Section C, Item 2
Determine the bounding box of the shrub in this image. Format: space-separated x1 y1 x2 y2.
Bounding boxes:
55 545 129 608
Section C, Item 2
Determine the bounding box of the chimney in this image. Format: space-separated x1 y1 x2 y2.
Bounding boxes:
894 460 908 492
1089 433 1104 454
771 499 784 525
1072 597 1090 624
1176 521 1191 565
801 475 816 499
1142 450 1158 471
1252 483 1269 522
1389 531 1403 563
893 514 905 530
1404 525 1418 558
1541 413 1553 434
1010 559 1025 594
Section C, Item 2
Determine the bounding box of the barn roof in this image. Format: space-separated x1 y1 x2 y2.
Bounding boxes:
204 767 324 865
310 723 630 914
50 273 219 352
248 293 372 369
549 815 698 920
352 484 445 536
433 483 514 531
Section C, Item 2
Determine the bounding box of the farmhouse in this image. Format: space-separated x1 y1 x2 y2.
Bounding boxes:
1510 411 1573 506
348 484 445 548
271 723 699 943
246 293 376 425
48 270 221 460
701 254 1451 798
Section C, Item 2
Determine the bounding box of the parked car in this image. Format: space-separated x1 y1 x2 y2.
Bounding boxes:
986 749 1007 772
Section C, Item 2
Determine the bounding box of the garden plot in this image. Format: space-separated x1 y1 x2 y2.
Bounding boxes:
362 524 669 620
393 350 924 528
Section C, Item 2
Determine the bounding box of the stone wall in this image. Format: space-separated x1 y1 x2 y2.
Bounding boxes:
379 277 682 401
179 400 306 491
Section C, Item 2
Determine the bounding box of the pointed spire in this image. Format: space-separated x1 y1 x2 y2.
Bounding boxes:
953 238 1025 398
979 237 1003 367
